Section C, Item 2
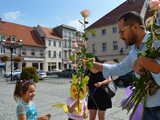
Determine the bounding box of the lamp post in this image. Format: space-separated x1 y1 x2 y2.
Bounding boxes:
1 39 23 81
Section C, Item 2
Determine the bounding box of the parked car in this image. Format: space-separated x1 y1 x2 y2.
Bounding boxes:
4 69 21 80
47 69 62 75
37 70 47 80
56 69 75 78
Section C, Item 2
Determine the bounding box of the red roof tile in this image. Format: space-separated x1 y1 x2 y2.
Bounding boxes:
0 21 44 47
39 26 61 40
86 0 145 30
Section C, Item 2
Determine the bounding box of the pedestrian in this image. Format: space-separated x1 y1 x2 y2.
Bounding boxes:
66 83 88 120
86 11 160 120
87 57 113 120
14 79 51 120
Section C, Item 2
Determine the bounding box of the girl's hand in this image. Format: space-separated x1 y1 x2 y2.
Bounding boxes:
38 114 51 120
94 82 103 87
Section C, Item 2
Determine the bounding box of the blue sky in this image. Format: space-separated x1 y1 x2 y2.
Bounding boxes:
0 0 126 30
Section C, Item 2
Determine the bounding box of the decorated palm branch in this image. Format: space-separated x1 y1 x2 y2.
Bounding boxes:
52 9 94 115
121 0 160 118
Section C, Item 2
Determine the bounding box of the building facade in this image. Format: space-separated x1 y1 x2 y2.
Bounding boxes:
54 25 77 69
0 20 81 74
0 20 45 74
35 25 62 72
86 0 149 62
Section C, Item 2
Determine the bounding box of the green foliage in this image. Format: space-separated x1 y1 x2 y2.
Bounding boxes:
13 56 21 63
85 59 94 71
69 10 95 102
69 55 76 62
1 56 9 62
20 67 39 83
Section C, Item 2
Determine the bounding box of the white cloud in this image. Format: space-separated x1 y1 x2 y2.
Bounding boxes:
2 11 21 21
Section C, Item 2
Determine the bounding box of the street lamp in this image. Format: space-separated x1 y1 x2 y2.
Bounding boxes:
1 38 23 81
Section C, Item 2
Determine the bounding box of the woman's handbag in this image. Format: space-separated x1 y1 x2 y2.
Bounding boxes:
104 76 117 98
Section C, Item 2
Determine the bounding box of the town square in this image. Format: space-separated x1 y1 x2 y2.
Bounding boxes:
0 0 160 120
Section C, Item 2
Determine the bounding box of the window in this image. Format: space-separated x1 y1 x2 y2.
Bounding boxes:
48 62 56 71
48 40 51 46
31 49 35 56
59 41 61 47
53 51 56 58
102 42 107 52
58 62 61 69
40 63 43 70
53 40 56 47
40 50 44 56
113 41 118 50
92 44 96 53
112 27 117 33
48 50 51 58
32 63 38 69
101 29 106 35
69 32 71 38
120 48 124 54
64 41 67 48
0 34 5 41
59 51 62 58
68 40 71 48
22 48 26 55
11 36 16 41
64 50 67 58
13 48 16 54
0 47 5 54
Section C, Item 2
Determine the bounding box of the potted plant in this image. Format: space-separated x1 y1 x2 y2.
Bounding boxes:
13 56 21 63
20 67 39 82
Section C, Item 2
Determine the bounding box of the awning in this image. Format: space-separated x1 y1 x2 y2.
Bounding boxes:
0 63 5 67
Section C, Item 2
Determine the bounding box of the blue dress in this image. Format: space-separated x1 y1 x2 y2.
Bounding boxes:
16 101 38 120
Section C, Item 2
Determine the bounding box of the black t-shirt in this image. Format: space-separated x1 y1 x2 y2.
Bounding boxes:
87 72 105 90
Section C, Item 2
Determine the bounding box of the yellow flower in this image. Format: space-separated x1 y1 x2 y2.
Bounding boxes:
70 84 87 100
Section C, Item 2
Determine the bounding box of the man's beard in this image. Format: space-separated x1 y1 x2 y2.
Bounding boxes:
127 40 135 46
127 35 136 46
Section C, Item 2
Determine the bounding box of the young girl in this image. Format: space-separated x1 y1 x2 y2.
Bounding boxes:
14 79 51 120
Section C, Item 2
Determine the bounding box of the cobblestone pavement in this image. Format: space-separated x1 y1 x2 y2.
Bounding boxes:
0 77 129 120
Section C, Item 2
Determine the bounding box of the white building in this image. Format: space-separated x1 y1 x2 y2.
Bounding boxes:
86 0 150 62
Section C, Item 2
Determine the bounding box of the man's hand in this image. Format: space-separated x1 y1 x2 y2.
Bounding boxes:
133 56 160 74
